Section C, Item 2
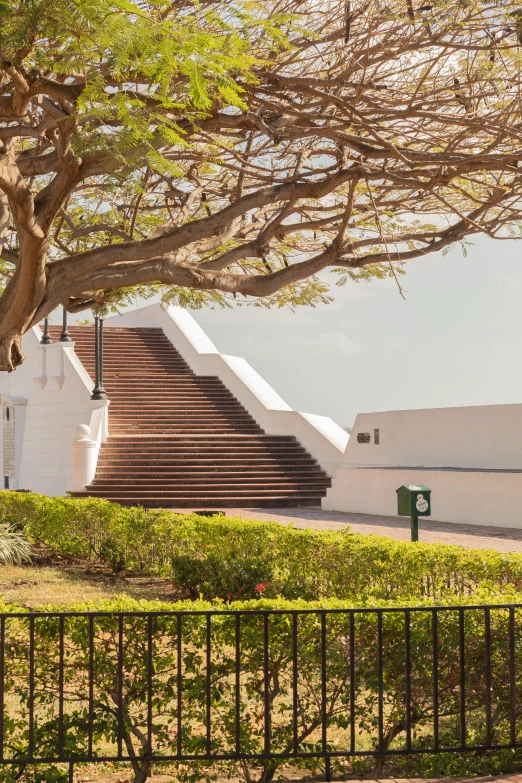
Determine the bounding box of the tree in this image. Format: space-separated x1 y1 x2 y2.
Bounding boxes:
1 0 522 371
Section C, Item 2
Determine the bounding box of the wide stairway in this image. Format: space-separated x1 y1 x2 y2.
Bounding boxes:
49 325 331 508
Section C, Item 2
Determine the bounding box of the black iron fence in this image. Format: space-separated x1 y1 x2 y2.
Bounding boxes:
1 604 522 781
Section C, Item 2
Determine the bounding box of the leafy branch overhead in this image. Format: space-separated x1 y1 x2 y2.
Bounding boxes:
0 0 522 370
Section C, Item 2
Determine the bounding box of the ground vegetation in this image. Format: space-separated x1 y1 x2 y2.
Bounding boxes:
4 492 522 603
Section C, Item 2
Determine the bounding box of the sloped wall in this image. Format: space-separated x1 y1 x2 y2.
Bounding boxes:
104 303 348 473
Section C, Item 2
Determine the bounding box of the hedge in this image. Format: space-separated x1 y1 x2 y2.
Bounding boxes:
3 491 522 603
2 595 522 783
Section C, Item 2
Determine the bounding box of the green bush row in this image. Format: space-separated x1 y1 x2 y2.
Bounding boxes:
3 491 522 603
2 595 522 783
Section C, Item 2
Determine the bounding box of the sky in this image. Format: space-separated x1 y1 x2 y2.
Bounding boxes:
66 234 522 430
189 235 522 430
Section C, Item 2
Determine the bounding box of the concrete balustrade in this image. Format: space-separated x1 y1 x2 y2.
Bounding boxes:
72 424 97 491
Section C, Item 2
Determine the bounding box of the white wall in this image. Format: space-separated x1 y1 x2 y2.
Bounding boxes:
344 404 522 470
105 304 348 472
326 402 522 526
324 464 522 529
0 327 107 496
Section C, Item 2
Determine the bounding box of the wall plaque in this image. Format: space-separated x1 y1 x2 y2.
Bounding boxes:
357 432 371 444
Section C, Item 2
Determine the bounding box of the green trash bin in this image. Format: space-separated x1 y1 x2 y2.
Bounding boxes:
396 484 431 542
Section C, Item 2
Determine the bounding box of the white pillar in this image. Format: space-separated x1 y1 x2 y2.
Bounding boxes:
72 424 97 491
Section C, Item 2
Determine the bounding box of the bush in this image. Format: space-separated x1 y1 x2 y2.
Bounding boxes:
3 491 522 603
171 552 274 599
2 595 522 783
0 522 31 565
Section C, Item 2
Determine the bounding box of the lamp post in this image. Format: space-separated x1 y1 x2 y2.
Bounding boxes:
40 318 52 345
59 307 72 342
91 316 108 400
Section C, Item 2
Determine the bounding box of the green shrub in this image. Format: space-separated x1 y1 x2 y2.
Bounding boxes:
3 491 522 603
2 594 522 783
171 552 275 599
0 522 31 565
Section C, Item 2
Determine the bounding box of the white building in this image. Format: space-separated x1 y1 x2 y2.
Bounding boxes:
1 301 520 526
0 304 346 507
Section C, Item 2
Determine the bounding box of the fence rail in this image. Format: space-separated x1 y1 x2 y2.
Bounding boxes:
1 604 522 781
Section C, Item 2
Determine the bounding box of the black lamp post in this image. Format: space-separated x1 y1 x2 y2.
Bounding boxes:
59 307 72 342
91 316 108 400
40 318 52 345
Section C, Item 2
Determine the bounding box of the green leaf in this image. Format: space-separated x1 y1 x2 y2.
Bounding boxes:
182 59 212 110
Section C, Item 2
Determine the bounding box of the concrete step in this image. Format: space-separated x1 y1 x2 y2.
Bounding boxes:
69 494 323 508
86 366 191 371
101 376 231 382
109 425 263 432
101 440 302 446
100 443 303 450
91 479 331 488
106 383 216 388
104 392 240 398
95 458 320 466
97 447 313 455
98 440 310 447
109 412 255 419
98 448 308 455
76 487 325 497
95 470 328 478
109 409 253 414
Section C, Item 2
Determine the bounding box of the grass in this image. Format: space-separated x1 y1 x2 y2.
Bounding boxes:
0 543 181 610
72 769 175 782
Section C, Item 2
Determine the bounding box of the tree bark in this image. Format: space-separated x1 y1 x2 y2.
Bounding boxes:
0 241 47 371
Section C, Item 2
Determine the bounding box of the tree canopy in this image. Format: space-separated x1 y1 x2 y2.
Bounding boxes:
0 0 522 370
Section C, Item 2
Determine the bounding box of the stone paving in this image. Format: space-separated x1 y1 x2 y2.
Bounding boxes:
78 772 522 782
215 508 522 553
365 778 522 783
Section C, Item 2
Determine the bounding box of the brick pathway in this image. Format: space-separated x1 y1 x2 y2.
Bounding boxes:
79 772 522 782
370 778 522 783
197 507 522 553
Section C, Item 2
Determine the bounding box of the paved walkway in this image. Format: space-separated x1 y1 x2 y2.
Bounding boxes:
344 778 522 783
80 771 522 782
209 508 522 553
341 778 522 783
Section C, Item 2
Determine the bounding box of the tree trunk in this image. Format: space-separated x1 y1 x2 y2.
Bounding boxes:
130 760 151 783
0 332 23 373
0 239 48 372
373 754 385 778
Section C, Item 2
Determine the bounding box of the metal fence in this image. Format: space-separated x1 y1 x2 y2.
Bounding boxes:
1 604 522 781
